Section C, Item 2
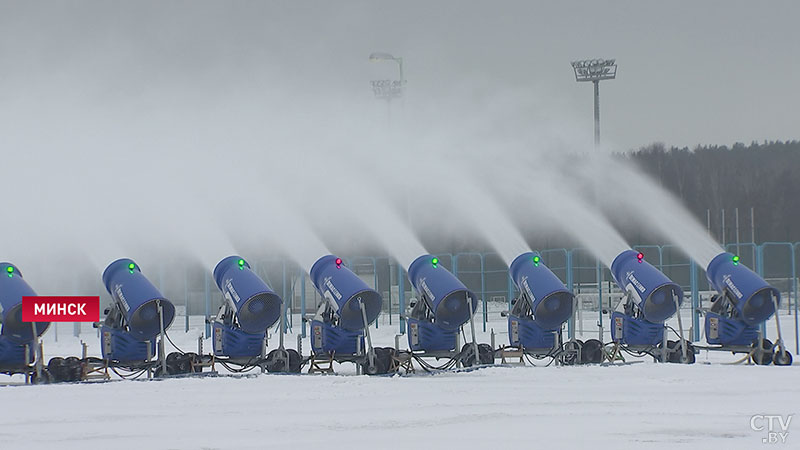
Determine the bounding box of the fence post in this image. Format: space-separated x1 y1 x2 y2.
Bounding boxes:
596 258 603 341
756 244 767 338
793 242 798 354
690 258 700 342
398 263 406 335
481 254 487 332
566 250 575 340
301 271 306 338
204 270 211 338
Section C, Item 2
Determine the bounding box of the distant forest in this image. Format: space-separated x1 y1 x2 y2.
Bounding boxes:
622 140 800 245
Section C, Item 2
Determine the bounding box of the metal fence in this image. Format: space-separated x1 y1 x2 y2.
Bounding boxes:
111 241 800 349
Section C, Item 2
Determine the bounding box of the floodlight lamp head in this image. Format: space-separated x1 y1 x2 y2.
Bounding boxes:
369 52 399 62
571 58 618 82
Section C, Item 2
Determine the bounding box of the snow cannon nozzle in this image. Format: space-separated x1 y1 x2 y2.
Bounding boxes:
509 252 574 331
610 250 683 323
310 255 382 331
706 252 779 326
407 254 477 331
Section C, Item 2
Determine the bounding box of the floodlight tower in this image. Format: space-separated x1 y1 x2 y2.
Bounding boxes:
570 59 617 148
368 52 405 105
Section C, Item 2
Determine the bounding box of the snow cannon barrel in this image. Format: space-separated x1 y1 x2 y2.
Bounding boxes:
213 256 282 333
309 255 381 331
509 252 574 330
102 258 175 340
706 252 779 326
610 250 683 323
407 254 478 331
0 263 49 344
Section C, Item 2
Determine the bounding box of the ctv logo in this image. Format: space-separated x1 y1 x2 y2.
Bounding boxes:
751 414 792 444
22 296 100 322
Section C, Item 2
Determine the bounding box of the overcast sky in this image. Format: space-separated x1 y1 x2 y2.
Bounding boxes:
1 1 798 151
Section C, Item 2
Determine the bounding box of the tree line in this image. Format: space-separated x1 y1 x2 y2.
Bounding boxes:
621 140 800 245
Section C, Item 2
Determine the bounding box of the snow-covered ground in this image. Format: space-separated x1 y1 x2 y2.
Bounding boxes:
2 310 799 449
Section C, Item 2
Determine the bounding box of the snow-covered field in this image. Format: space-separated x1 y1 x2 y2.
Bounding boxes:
2 311 799 449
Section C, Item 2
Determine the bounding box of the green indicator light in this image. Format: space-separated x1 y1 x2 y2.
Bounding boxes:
128 262 136 273
431 257 439 267
6 266 13 277
533 256 540 266
238 259 245 269
732 255 740 265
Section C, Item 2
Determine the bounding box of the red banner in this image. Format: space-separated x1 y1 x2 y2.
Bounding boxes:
22 296 100 322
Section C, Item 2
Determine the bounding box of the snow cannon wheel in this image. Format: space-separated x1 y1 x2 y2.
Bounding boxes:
265 349 290 373
363 347 394 375
679 342 696 364
459 343 490 367
265 349 302 373
664 341 695 364
773 347 793 366
562 340 583 366
47 357 66 382
286 349 302 373
581 339 604 364
163 352 197 375
64 356 84 381
478 344 494 365
751 339 774 365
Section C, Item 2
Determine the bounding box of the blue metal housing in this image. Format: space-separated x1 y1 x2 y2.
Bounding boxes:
509 252 574 330
212 322 264 358
610 311 665 346
0 336 32 367
100 326 156 362
706 252 779 326
704 311 760 346
309 255 381 331
0 262 49 344
507 315 556 350
610 250 683 323
407 254 478 331
102 258 175 341
213 256 282 334
310 320 364 355
407 318 459 351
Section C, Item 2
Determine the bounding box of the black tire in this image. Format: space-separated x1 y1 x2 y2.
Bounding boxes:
581 339 604 364
773 348 793 366
285 349 302 373
65 356 84 381
478 344 495 365
666 340 695 364
362 347 393 375
752 339 774 365
459 343 486 367
265 348 291 373
47 357 67 382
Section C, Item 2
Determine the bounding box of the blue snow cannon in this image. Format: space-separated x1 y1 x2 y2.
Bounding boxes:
309 255 381 356
609 250 683 347
405 254 483 358
703 253 791 367
507 252 574 351
0 262 49 369
100 258 175 362
211 256 282 358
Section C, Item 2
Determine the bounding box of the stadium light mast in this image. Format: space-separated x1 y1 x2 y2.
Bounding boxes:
570 59 617 149
368 52 405 107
